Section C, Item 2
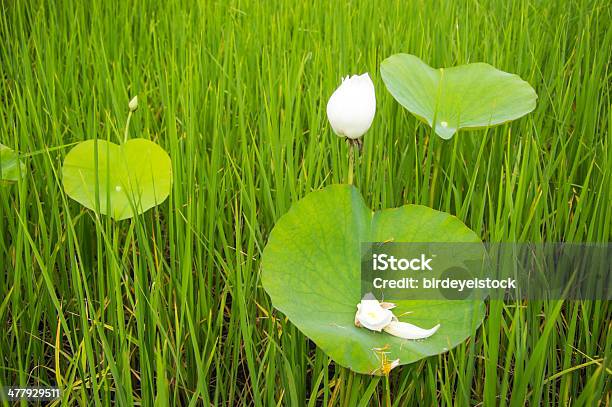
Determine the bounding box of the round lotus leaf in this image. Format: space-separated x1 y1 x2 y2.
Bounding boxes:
62 138 172 220
262 184 485 375
0 143 25 182
381 53 537 139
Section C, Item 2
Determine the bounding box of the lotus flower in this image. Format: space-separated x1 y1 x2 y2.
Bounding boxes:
326 73 376 140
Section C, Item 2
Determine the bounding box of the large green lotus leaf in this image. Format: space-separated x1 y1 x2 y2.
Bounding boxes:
381 53 537 139
0 143 25 182
62 139 172 220
262 184 484 375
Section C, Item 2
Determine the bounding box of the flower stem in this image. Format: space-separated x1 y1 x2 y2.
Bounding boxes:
429 143 441 205
384 373 392 407
347 141 355 185
123 111 133 144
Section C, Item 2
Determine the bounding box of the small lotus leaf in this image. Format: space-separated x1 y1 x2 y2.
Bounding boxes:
381 53 537 139
0 143 25 182
62 138 172 220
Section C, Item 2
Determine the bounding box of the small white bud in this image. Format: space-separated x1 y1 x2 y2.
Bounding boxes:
128 96 138 112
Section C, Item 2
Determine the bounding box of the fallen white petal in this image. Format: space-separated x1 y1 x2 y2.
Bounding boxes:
383 320 440 340
355 299 393 332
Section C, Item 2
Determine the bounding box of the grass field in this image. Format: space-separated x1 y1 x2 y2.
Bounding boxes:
1 0 610 405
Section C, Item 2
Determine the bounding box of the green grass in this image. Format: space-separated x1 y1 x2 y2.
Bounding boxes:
0 0 610 405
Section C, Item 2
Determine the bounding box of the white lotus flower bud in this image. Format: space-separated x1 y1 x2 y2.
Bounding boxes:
355 298 393 332
129 95 138 112
326 73 376 139
383 318 440 340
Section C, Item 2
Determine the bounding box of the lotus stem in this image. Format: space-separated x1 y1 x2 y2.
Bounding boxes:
123 111 133 144
384 373 392 407
347 140 355 185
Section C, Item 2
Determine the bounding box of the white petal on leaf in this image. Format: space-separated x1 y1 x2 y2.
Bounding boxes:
383 320 441 340
354 299 393 332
